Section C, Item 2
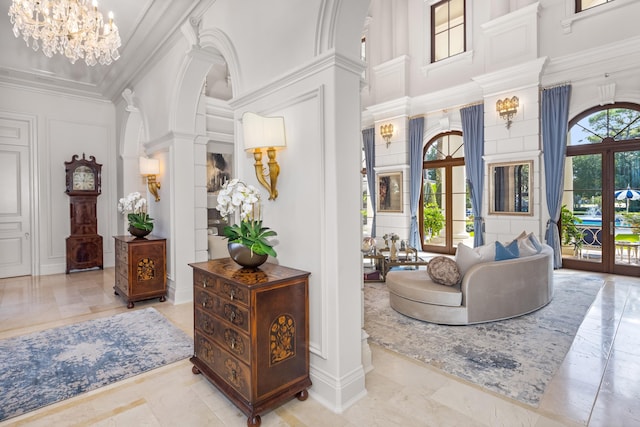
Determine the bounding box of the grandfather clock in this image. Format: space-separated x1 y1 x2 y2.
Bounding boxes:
64 153 103 273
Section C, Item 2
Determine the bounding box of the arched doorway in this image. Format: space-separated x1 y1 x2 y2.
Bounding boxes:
421 131 471 254
561 103 640 276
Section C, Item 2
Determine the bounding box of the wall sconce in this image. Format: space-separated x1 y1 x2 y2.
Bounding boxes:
139 157 161 202
242 112 286 200
496 96 519 129
380 123 394 148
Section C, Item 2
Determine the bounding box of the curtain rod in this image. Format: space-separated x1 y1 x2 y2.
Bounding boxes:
541 81 571 91
459 101 483 110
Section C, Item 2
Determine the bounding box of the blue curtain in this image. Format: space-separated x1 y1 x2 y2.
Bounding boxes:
362 128 376 237
460 104 485 247
542 85 571 268
408 117 425 248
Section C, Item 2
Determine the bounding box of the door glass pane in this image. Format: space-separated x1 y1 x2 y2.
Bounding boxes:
452 165 472 247
614 150 640 265
423 167 446 247
563 154 602 262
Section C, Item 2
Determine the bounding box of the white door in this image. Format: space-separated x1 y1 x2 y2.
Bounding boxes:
0 118 31 278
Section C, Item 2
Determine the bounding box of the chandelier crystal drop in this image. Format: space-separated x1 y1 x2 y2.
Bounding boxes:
8 0 121 66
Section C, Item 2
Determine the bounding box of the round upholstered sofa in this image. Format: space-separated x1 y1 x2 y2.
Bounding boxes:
386 244 554 325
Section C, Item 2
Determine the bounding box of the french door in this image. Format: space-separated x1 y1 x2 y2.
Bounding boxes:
562 104 640 276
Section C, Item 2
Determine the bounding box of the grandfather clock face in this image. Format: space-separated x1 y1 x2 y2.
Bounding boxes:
65 153 101 195
72 166 96 191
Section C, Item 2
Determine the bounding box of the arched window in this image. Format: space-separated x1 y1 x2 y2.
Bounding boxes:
421 132 471 253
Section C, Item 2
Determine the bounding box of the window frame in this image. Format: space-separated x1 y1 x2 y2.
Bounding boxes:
430 0 466 64
576 0 612 13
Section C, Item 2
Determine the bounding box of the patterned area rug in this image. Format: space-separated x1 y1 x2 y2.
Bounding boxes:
364 271 603 406
0 307 193 422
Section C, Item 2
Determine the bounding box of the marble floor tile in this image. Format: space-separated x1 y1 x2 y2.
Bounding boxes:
1 268 639 426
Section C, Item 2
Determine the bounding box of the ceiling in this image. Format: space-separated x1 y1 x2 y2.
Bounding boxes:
0 1 212 102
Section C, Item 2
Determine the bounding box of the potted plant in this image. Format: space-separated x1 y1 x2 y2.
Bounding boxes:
560 204 583 255
118 192 154 237
621 212 640 235
423 203 444 242
216 179 278 267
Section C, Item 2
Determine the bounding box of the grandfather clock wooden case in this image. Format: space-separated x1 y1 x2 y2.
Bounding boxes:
64 154 103 273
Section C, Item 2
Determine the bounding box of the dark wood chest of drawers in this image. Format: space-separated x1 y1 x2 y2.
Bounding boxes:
189 258 311 427
114 235 166 308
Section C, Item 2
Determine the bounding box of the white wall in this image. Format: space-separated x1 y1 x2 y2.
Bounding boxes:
0 85 117 275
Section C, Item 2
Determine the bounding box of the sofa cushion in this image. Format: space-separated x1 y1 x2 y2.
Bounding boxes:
455 242 495 276
528 233 543 252
495 240 519 260
386 270 462 307
427 256 461 286
518 235 540 257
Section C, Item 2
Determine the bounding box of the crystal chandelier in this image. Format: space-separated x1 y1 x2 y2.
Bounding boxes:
8 0 121 66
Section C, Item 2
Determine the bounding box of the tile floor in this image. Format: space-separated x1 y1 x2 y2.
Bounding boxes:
0 268 639 426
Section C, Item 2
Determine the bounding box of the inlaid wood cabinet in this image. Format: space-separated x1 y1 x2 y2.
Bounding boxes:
189 258 311 427
114 235 166 308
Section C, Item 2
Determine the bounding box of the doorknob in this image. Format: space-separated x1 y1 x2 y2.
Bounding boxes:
25 232 30 240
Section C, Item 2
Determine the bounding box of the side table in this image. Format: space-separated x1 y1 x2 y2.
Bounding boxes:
114 235 167 308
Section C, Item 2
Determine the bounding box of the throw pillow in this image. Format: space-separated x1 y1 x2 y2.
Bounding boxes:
518 237 539 257
427 256 461 286
455 242 496 276
455 243 481 277
528 232 543 252
495 240 519 261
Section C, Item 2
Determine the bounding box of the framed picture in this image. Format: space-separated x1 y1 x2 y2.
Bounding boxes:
377 172 403 212
206 153 232 193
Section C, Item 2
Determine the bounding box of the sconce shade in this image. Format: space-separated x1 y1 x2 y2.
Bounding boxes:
242 112 286 200
139 157 161 202
242 112 286 151
139 157 160 175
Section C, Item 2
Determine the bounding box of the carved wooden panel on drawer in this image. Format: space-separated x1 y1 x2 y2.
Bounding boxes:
194 308 251 365
194 288 249 333
216 279 249 306
194 332 251 400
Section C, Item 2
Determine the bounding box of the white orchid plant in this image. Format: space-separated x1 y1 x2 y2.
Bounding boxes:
118 192 154 231
216 179 277 257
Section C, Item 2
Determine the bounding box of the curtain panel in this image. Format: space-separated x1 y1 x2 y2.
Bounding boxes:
408 117 425 248
541 84 572 268
460 104 485 247
362 128 376 237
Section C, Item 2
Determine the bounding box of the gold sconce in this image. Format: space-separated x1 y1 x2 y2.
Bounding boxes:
380 123 394 147
139 157 161 202
242 112 286 200
496 96 519 129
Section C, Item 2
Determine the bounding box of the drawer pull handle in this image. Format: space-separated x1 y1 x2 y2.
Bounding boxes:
230 338 236 349
202 301 206 308
231 369 237 380
203 278 208 288
229 288 235 300
229 310 236 322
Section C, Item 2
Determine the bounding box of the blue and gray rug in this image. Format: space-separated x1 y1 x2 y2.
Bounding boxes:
0 307 193 422
364 271 603 406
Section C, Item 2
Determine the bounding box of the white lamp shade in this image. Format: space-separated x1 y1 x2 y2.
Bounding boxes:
242 112 286 151
139 157 159 175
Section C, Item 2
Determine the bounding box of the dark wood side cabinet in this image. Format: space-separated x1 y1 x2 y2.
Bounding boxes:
189 258 311 427
114 235 166 308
